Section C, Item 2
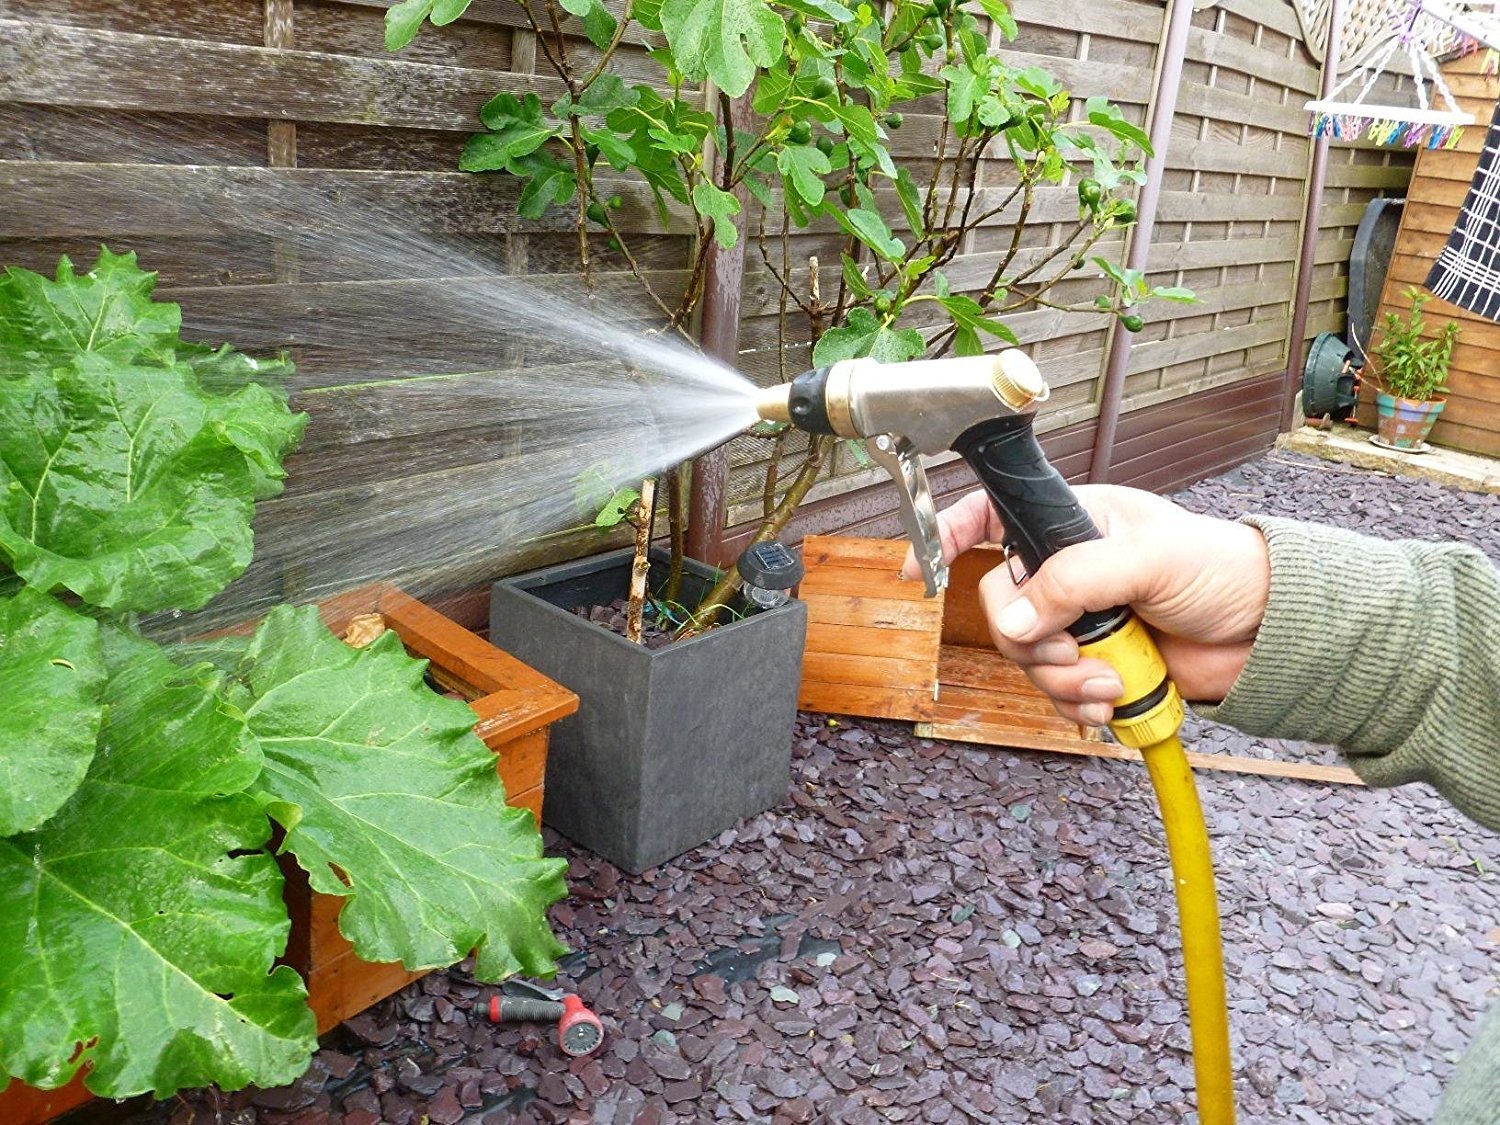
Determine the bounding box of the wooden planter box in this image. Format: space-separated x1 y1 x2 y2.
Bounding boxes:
1 584 577 1123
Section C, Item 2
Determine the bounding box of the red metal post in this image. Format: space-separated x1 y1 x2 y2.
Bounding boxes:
686 96 749 568
1282 0 1346 430
1088 0 1197 483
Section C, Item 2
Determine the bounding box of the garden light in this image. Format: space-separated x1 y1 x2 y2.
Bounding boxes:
736 539 804 609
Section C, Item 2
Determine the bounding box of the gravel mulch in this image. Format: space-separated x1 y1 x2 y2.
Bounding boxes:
131 451 1500 1125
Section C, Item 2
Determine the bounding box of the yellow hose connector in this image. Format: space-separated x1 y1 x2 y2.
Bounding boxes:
1079 620 1236 1125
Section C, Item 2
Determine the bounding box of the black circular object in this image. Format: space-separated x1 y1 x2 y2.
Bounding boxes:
561 1021 603 1057
737 539 804 592
1349 197 1404 366
1302 332 1360 421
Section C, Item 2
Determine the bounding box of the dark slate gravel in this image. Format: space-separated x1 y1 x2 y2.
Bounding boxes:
130 452 1500 1125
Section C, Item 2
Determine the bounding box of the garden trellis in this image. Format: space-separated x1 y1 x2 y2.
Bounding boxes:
1303 0 1500 146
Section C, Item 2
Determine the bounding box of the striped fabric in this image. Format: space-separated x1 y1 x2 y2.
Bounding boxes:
1427 100 1500 322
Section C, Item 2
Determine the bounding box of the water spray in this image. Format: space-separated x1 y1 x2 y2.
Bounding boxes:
758 352 1236 1124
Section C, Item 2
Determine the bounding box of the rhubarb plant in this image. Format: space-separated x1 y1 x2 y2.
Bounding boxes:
0 251 568 1101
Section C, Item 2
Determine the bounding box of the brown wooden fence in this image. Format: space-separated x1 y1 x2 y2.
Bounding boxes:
0 0 1413 618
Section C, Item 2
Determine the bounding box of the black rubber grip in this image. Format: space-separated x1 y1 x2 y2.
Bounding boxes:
496 997 565 1023
952 415 1126 642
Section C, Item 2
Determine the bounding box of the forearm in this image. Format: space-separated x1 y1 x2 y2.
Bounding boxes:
1197 516 1500 830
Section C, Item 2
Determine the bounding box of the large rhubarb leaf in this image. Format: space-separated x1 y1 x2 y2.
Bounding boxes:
0 353 301 612
0 628 315 1098
0 249 305 611
234 606 568 980
0 249 181 372
0 588 105 835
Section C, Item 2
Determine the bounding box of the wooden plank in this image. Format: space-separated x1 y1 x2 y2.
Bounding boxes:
801 651 936 691
799 680 936 720
941 545 1007 649
798 564 933 602
920 723 1365 785
805 621 943 660
801 535 908 571
0 161 693 238
0 18 569 130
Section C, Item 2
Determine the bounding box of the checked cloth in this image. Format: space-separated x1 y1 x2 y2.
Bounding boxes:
1428 100 1500 323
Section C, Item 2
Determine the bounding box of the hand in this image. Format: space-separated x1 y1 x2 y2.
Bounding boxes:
901 486 1271 726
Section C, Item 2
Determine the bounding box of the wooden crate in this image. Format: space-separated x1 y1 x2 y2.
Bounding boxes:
1 585 578 1123
796 536 1098 752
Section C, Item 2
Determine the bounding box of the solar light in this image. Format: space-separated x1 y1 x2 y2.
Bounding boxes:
736 539 804 610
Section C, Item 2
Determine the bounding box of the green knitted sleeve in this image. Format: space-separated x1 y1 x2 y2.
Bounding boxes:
1196 515 1500 831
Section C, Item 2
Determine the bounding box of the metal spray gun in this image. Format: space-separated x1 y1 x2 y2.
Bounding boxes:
754 351 1237 1125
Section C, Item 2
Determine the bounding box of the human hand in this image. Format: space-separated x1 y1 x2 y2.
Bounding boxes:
900 486 1271 726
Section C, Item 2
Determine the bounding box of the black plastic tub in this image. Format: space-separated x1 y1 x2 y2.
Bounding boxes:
490 548 807 873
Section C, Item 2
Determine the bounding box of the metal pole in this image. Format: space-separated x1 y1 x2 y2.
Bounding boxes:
686 93 749 567
1281 0 1346 431
1088 0 1196 483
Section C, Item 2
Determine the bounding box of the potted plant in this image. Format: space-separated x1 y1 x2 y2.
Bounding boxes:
1368 285 1459 450
389 0 1191 869
0 250 570 1115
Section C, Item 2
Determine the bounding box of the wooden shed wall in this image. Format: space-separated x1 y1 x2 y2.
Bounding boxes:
1374 52 1500 456
0 0 1413 616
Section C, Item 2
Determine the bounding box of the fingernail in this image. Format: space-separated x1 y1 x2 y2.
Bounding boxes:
995 597 1038 640
1079 703 1113 726
1033 638 1075 664
1081 676 1124 703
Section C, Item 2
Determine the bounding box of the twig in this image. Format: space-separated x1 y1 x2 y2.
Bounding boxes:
625 477 657 643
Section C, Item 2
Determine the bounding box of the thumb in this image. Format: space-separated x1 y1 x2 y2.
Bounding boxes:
984 534 1159 644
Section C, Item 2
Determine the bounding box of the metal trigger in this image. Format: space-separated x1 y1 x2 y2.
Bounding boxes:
1002 542 1029 587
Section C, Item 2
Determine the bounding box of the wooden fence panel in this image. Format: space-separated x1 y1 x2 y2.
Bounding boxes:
0 0 1415 612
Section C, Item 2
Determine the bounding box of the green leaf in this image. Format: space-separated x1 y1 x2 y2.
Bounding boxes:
777 144 832 206
0 249 181 375
661 0 786 97
560 0 619 49
236 607 569 980
0 589 105 836
595 487 641 527
464 92 557 170
781 0 855 20
753 59 794 116
939 293 1019 348
941 63 982 124
0 252 305 613
1151 285 1198 303
574 74 637 116
836 208 904 262
432 0 473 21
580 122 636 169
893 167 925 238
978 0 1018 39
512 152 578 219
0 627 314 1098
1085 95 1153 156
384 0 435 50
812 307 923 366
692 181 742 249
841 254 872 299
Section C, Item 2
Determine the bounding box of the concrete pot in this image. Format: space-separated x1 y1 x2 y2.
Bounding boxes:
490 549 807 873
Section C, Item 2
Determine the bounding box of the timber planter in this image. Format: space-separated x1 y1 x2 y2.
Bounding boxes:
490 548 807 874
0 585 576 1125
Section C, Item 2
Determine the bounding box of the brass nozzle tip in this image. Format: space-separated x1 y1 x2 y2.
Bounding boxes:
755 385 792 424
993 351 1049 411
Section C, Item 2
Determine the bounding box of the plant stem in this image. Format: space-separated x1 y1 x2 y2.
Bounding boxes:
665 468 686 603
626 476 657 643
688 435 831 630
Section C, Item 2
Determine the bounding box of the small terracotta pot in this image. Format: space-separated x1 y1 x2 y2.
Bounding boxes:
1375 392 1445 449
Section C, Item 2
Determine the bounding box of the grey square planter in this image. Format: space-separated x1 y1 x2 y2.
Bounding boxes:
490 548 807 873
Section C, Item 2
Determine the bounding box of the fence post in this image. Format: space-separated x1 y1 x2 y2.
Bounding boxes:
1088 0 1196 483
686 92 749 568
1282 0 1346 430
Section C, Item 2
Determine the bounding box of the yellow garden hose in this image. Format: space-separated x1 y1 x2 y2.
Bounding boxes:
1080 619 1236 1125
1138 733 1235 1125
